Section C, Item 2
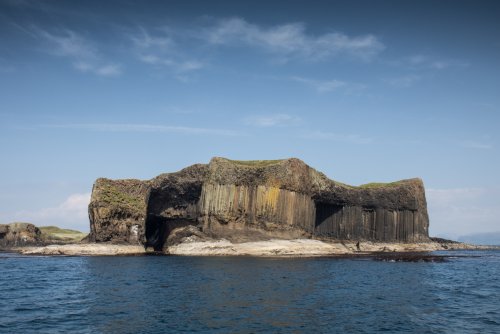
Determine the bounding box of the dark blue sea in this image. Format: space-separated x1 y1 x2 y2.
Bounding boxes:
1 250 499 334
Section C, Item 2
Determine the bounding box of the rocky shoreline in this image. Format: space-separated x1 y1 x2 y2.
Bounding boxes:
9 238 493 257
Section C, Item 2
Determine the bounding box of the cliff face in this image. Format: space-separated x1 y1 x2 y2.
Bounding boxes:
88 178 150 243
88 157 430 249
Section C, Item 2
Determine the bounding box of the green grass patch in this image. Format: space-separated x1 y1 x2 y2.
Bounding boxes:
39 226 87 242
226 158 284 167
39 226 83 234
96 180 146 214
358 181 402 188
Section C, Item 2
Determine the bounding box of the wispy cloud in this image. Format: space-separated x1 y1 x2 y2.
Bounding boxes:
73 61 121 77
382 54 468 87
38 29 96 59
139 54 204 72
301 130 373 144
131 27 173 49
292 76 346 92
131 27 205 75
244 114 301 127
205 17 384 61
459 140 493 150
33 27 121 77
406 54 468 70
41 123 242 136
384 74 421 88
126 18 382 78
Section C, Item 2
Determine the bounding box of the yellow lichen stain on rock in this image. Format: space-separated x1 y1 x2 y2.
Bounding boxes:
263 186 280 211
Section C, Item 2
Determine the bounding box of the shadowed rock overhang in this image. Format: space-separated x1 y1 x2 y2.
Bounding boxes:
88 157 430 250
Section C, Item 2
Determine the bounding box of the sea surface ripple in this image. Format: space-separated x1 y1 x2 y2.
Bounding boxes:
0 250 499 333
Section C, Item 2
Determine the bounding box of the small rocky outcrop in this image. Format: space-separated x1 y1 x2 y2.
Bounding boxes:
88 157 430 250
165 226 211 249
0 222 43 248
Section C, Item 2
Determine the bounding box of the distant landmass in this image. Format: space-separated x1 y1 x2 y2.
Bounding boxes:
458 232 500 246
0 222 86 247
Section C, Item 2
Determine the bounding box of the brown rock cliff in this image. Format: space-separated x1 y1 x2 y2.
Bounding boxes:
88 157 430 250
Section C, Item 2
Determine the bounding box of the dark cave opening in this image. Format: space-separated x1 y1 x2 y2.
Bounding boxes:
145 215 197 251
314 202 343 236
144 215 168 251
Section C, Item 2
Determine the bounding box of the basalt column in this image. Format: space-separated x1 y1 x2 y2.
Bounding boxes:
199 184 315 239
313 205 427 242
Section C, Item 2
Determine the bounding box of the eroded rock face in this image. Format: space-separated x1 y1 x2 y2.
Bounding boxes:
0 222 43 248
87 178 150 244
88 157 430 249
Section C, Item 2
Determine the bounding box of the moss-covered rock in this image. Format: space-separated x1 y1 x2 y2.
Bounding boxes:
88 178 150 244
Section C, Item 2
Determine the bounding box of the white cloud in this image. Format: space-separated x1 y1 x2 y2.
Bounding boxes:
38 193 90 220
34 28 121 77
302 131 373 144
2 193 91 232
42 123 242 136
245 114 301 127
426 187 500 239
205 17 384 61
292 76 346 92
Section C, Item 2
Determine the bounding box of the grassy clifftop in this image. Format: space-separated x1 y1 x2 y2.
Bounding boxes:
224 158 285 168
91 178 149 216
39 226 87 242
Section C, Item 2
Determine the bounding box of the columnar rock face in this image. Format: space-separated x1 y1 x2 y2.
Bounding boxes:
88 157 430 249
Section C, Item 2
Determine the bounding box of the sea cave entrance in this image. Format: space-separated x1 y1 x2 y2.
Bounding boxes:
314 202 343 237
145 215 197 251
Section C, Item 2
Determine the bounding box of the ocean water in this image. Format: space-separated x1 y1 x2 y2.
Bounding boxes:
0 251 499 334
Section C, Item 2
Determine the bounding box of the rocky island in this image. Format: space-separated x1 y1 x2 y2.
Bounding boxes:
83 157 437 255
5 157 482 256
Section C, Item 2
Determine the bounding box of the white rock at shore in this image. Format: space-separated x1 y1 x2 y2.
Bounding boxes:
14 238 481 257
17 243 146 256
167 239 445 257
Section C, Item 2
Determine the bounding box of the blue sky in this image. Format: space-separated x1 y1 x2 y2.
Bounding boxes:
1 0 499 239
